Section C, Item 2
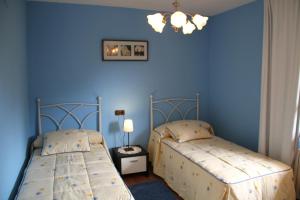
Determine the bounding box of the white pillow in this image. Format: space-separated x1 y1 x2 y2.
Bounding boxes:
165 120 213 143
83 129 103 144
154 123 172 138
41 129 91 156
33 129 103 149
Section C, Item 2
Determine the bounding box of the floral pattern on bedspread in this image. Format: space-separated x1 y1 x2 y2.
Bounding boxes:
16 144 132 200
148 131 295 200
163 136 291 184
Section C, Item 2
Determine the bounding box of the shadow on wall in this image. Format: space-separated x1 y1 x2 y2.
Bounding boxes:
9 136 35 200
109 121 122 147
132 128 150 148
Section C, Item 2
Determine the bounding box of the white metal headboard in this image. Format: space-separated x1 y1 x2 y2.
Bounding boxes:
37 97 102 135
150 94 199 130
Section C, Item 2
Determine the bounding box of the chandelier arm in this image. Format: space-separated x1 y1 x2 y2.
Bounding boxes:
163 12 171 17
166 11 195 19
185 13 194 18
162 13 171 22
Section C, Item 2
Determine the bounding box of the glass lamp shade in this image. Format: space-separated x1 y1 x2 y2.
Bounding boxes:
192 14 208 30
170 11 187 28
147 13 166 33
182 20 196 34
123 119 134 133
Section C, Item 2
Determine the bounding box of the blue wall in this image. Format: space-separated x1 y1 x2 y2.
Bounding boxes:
0 0 31 199
208 0 263 151
27 2 210 149
0 0 264 198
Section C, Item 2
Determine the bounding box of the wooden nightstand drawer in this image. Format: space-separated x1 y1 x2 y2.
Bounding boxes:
121 156 147 175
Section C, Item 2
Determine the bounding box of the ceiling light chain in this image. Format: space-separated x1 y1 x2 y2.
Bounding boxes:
147 0 208 35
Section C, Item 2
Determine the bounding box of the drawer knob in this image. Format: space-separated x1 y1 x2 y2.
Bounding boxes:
130 159 138 163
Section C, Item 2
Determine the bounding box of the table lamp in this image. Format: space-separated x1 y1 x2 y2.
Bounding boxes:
123 119 134 151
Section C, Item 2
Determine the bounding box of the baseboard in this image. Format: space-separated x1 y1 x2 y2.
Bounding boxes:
8 136 35 200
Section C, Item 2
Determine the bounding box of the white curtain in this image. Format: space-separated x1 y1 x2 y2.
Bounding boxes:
259 0 300 165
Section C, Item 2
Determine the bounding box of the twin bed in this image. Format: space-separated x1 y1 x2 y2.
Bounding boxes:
16 95 296 200
16 97 134 200
148 94 296 200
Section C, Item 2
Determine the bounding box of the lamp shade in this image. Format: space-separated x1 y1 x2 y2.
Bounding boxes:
192 14 208 30
147 13 166 33
170 11 187 28
123 119 134 133
182 20 196 34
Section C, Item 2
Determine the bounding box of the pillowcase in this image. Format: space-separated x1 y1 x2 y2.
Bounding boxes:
165 120 213 143
83 129 103 144
33 135 43 149
41 129 91 156
154 123 172 138
33 129 103 149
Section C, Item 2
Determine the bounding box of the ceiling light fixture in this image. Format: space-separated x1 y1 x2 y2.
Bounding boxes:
147 0 208 35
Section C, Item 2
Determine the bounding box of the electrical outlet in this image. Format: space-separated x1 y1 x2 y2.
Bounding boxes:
115 110 125 116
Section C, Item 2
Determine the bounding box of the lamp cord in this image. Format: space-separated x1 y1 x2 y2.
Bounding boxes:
122 116 125 147
117 115 126 147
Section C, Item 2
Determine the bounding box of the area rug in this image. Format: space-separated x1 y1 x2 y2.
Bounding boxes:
129 180 177 200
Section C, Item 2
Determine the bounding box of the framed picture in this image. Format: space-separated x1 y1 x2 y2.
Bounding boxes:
102 40 148 61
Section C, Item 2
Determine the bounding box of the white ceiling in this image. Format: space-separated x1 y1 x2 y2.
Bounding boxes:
28 0 255 16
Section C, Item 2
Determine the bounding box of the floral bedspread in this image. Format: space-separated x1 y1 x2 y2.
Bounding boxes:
148 132 295 200
16 144 133 200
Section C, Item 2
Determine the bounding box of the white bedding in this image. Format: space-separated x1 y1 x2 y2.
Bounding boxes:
149 131 296 200
16 143 134 200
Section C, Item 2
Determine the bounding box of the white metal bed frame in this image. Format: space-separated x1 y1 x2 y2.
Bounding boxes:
150 93 199 130
26 98 135 199
37 96 102 135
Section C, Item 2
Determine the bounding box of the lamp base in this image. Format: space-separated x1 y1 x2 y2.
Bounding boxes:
123 147 134 152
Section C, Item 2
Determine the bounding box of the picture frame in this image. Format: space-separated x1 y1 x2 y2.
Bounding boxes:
102 39 148 61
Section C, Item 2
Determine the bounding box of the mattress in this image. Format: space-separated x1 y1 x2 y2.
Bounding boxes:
148 131 295 200
16 143 134 200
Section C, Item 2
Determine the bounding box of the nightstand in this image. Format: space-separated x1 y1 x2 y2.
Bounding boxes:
112 145 149 176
